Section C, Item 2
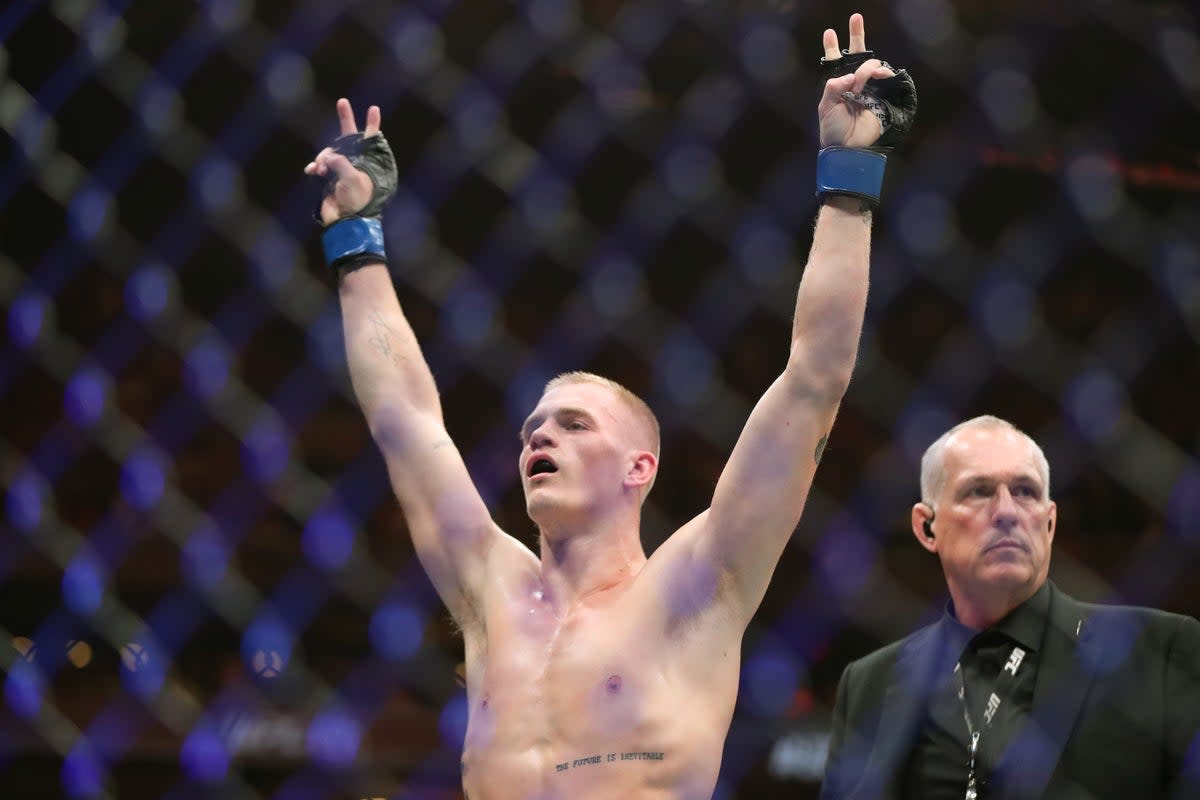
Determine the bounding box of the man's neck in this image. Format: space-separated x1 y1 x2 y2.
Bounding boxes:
537 515 647 607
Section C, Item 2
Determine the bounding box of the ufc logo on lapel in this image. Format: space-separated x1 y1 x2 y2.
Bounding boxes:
1003 646 1026 675
983 692 1001 725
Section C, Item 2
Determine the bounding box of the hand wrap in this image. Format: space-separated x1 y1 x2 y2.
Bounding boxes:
318 131 398 273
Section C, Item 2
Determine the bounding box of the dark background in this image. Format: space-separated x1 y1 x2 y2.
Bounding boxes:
2 0 1198 797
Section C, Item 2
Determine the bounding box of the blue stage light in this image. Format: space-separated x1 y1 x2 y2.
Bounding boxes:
124 264 172 321
1063 367 1126 443
8 291 48 348
741 644 801 718
306 709 362 767
184 338 231 399
62 745 106 798
63 554 106 616
64 365 110 427
67 186 110 241
120 447 166 510
242 417 291 483
181 727 230 782
181 525 231 588
242 616 293 678
438 691 469 748
369 601 424 661
6 470 48 533
302 508 355 570
4 661 44 719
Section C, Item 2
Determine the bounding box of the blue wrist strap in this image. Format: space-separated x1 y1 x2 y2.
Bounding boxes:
322 217 386 270
816 147 887 204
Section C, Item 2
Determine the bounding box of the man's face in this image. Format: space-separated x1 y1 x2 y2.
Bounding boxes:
928 426 1057 605
518 383 644 522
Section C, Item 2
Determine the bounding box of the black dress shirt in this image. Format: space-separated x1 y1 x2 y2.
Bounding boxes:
902 582 1050 799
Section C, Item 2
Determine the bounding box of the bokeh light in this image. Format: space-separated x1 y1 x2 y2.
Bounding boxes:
124 263 174 321
63 553 107 617
242 416 292 484
369 600 425 661
242 616 294 679
180 524 232 589
181 727 230 782
184 337 232 399
6 469 49 533
8 290 50 348
119 447 167 510
438 691 470 749
64 365 111 427
742 641 802 718
301 508 356 571
306 708 362 767
62 747 105 798
5 660 45 719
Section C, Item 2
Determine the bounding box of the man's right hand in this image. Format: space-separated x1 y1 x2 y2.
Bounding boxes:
817 13 896 150
304 98 382 226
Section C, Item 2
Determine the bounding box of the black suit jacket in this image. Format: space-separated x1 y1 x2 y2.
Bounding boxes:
820 582 1200 800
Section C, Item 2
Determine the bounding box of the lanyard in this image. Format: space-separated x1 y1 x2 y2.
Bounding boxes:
954 642 1027 800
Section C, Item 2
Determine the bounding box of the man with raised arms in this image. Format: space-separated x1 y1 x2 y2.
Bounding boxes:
306 13 915 799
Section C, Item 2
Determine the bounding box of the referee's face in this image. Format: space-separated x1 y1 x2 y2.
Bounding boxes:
930 426 1057 609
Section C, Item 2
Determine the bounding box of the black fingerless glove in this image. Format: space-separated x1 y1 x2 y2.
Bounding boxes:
816 50 918 203
820 49 918 149
319 131 399 273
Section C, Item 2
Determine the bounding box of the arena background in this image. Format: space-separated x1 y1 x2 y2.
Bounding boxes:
2 1 1198 797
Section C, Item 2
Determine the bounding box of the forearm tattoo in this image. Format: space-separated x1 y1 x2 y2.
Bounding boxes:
366 309 405 368
814 433 829 465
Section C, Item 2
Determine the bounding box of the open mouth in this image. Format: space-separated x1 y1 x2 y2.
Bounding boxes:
529 458 557 477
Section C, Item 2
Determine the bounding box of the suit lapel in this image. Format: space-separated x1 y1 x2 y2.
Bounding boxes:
857 620 960 799
994 583 1097 800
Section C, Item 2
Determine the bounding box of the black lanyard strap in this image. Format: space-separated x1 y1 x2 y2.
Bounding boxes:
955 642 1028 800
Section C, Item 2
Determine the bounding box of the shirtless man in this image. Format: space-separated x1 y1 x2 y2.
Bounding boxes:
306 14 913 799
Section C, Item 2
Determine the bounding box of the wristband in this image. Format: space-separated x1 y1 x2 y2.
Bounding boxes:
322 217 386 271
815 146 887 205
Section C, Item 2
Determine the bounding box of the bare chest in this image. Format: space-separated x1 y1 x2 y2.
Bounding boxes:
475 593 669 738
458 582 739 799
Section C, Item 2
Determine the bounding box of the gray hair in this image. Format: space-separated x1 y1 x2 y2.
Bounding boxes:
919 415 1051 506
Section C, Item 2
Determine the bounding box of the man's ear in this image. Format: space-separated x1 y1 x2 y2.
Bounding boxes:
625 450 658 490
1047 500 1057 543
912 502 938 554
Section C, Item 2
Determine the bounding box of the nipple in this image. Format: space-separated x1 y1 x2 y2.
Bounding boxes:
605 674 622 694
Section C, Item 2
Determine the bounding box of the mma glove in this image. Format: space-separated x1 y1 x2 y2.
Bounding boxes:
816 49 918 205
319 132 399 273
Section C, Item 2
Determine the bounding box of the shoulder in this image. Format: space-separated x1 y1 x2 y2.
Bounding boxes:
1065 588 1194 629
1059 587 1200 652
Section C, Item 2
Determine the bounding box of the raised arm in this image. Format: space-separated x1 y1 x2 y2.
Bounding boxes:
685 14 916 620
307 100 504 627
